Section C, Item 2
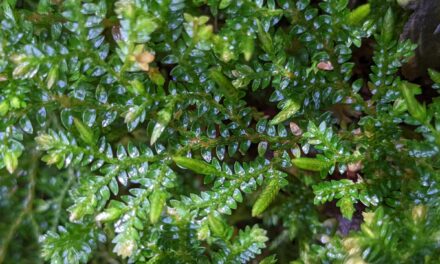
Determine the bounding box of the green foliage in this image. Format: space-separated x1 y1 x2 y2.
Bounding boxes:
41 224 105 263
312 179 379 220
0 0 440 263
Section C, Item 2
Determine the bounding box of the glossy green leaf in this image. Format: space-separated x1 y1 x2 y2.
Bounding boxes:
292 157 330 172
149 190 167 224
173 156 218 175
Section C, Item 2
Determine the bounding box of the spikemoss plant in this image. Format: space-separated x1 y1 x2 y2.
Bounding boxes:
0 0 439 263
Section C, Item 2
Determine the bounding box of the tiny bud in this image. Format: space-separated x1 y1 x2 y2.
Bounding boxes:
197 25 213 40
221 49 234 62
114 239 136 258
317 61 334 71
352 128 362 136
412 205 427 224
69 211 78 223
35 134 53 150
343 237 362 256
10 96 21 109
345 96 354 104
289 122 302 136
111 25 122 42
136 51 155 72
317 234 330 244
167 207 177 216
347 161 363 173
362 211 374 225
